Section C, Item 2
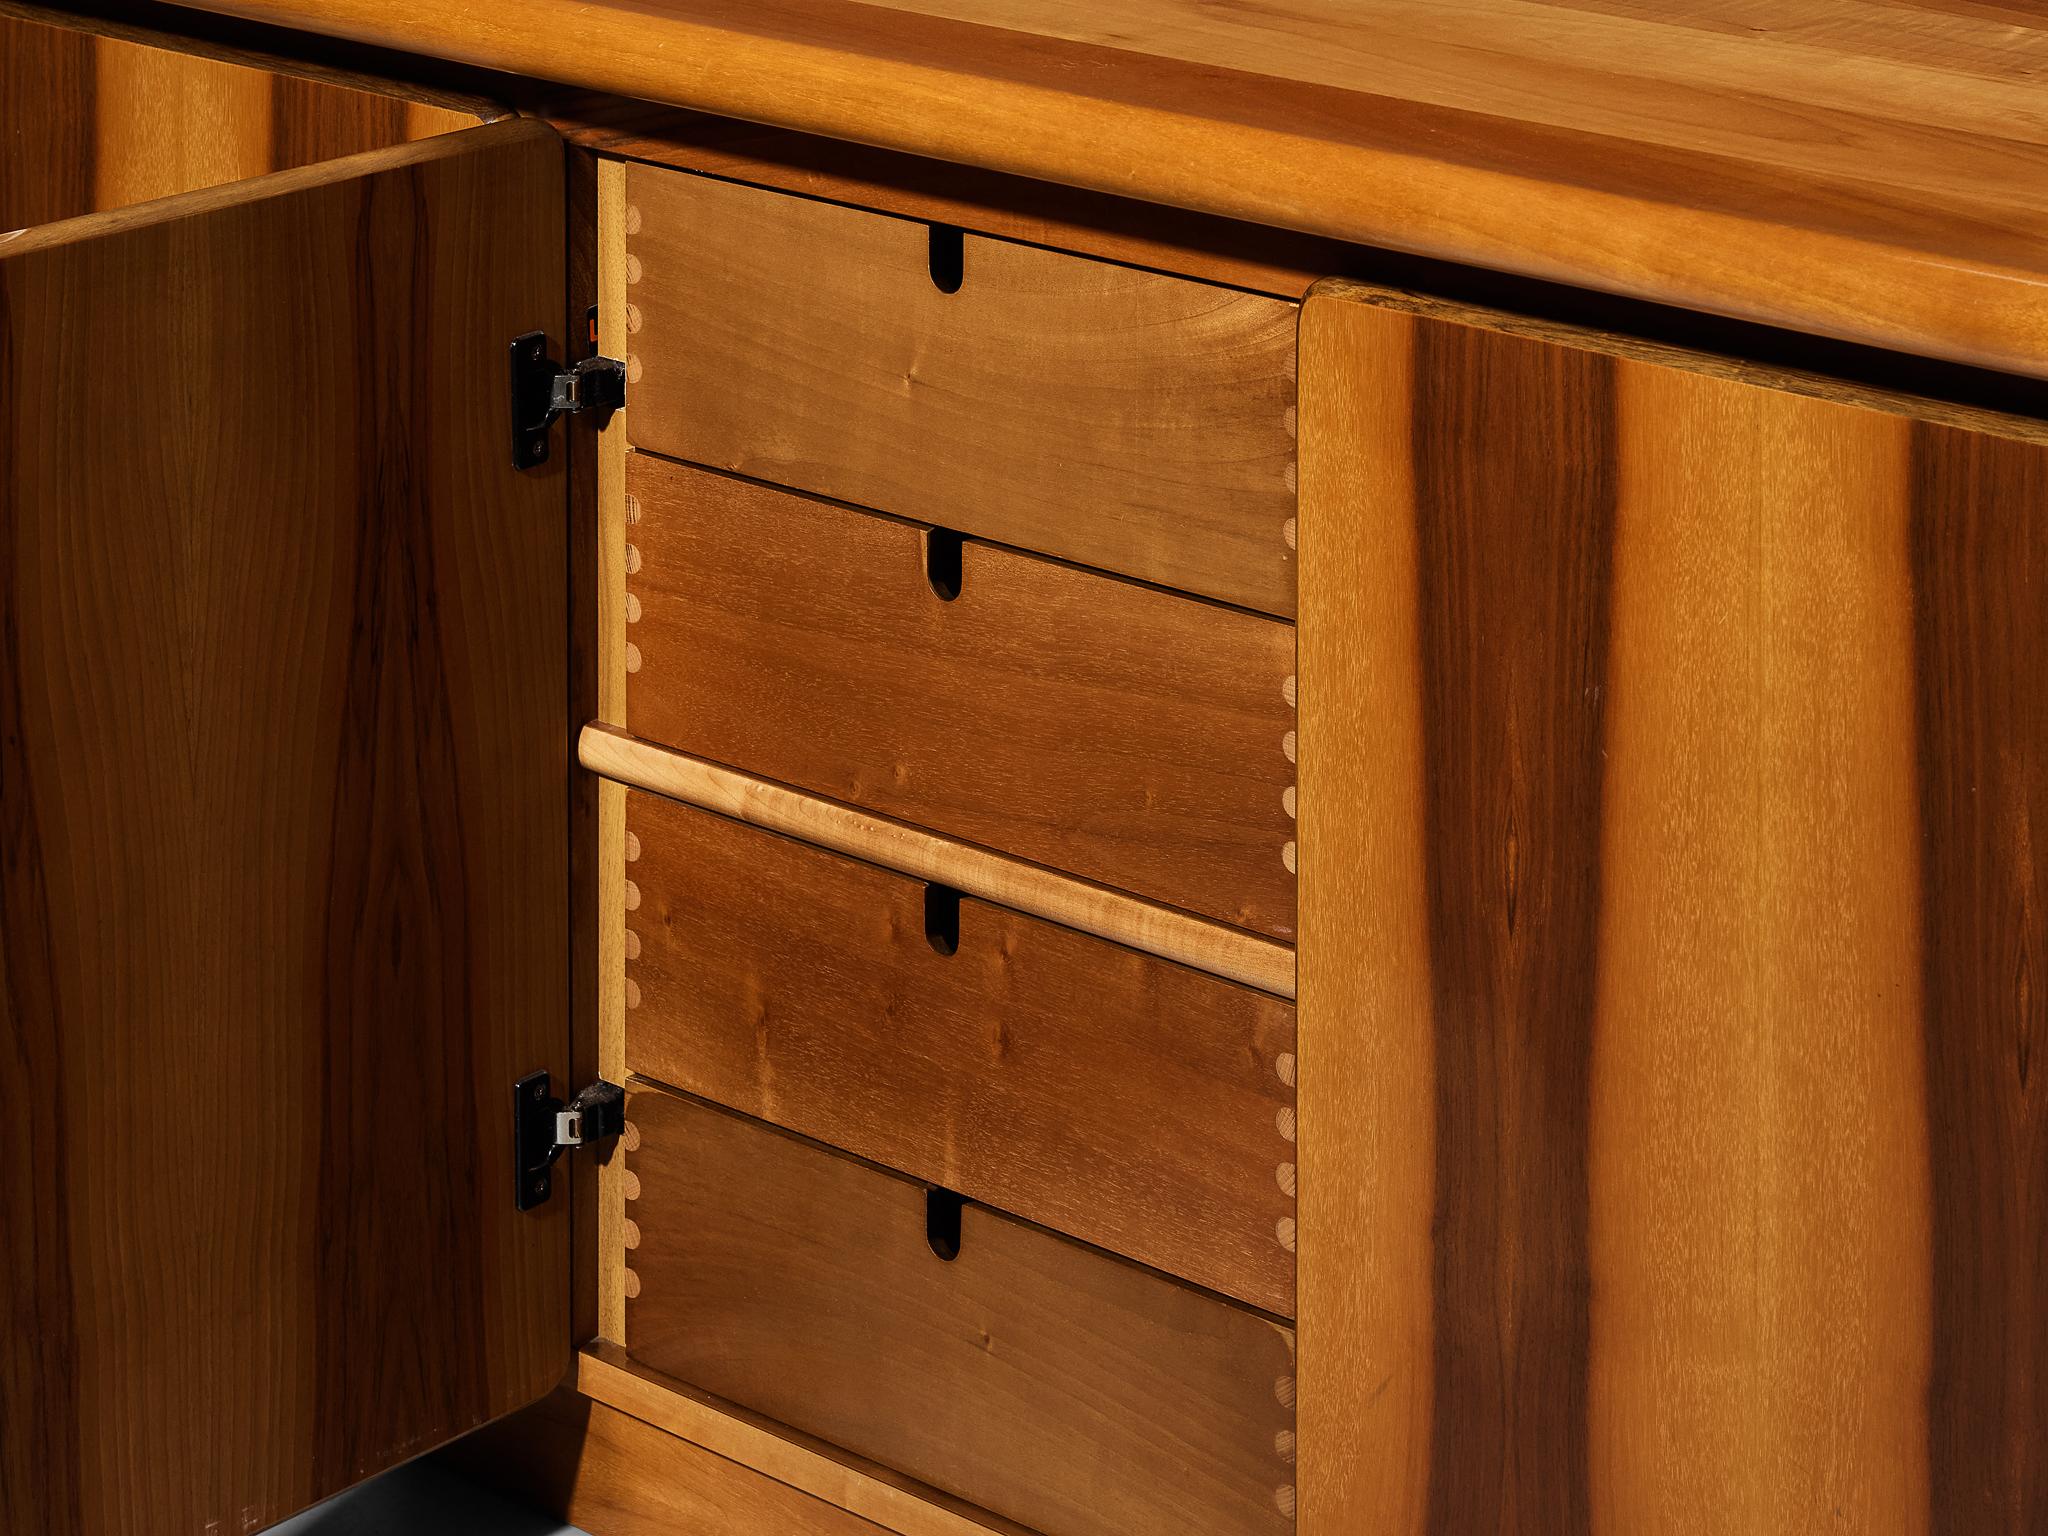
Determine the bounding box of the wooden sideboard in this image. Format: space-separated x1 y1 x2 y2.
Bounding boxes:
1 4 2042 1535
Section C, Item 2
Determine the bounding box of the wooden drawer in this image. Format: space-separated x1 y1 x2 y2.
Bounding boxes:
622 164 1300 617
623 1088 1296 1536
623 789 1298 1317
625 456 1299 940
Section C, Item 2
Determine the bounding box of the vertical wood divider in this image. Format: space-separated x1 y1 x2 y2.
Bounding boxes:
593 152 631 1346
1297 283 1437 1535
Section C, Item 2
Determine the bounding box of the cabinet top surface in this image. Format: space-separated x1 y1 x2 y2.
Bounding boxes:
180 0 2048 377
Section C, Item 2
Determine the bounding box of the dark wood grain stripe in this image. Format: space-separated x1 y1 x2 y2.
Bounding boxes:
312 168 488 1487
1412 321 1614 1535
0 284 83 1536
271 69 407 168
1307 277 2048 1534
1911 421 2048 1536
0 15 94 231
1 116 565 1529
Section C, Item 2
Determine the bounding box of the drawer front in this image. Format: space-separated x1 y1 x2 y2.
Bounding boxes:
624 789 1299 1317
624 1088 1297 1536
623 165 1300 617
625 456 1299 940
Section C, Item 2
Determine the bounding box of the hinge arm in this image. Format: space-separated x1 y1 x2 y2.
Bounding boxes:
514 1072 625 1210
509 331 626 470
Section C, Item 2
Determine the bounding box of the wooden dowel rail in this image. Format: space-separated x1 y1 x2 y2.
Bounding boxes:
577 722 1298 1000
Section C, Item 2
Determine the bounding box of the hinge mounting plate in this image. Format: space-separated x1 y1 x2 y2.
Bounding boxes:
514 1072 626 1210
509 330 625 470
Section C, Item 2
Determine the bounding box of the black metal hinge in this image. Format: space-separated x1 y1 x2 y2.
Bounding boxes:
509 329 626 469
514 1072 626 1210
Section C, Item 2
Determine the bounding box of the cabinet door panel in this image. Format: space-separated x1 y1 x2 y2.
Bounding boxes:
1299 277 2048 1535
0 118 569 1536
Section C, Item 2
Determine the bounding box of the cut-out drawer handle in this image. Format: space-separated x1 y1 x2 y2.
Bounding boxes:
926 1186 966 1260
927 223 965 294
923 882 962 954
923 527 964 601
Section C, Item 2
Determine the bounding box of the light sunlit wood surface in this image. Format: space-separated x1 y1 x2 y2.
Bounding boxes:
178 0 2048 377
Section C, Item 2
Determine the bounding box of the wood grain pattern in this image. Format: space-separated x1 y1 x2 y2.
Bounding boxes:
1588 359 1930 1536
533 93 1348 298
624 167 1299 615
624 788 1299 1315
584 150 634 1349
443 1387 898 1536
1296 276 2048 1535
1414 303 1613 1535
564 145 635 1351
624 1085 1297 1536
88 21 271 212
1911 424 2048 1536
0 9 95 230
580 725 1297 998
1295 286 1436 1535
0 119 569 1536
569 1346 1035 1536
179 0 2048 379
0 0 506 118
625 457 1299 937
0 8 476 231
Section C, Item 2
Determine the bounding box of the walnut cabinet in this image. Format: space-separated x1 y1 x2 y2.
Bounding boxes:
2 8 2044 1536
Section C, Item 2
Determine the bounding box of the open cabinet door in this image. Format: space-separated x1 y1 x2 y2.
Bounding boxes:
0 118 570 1533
